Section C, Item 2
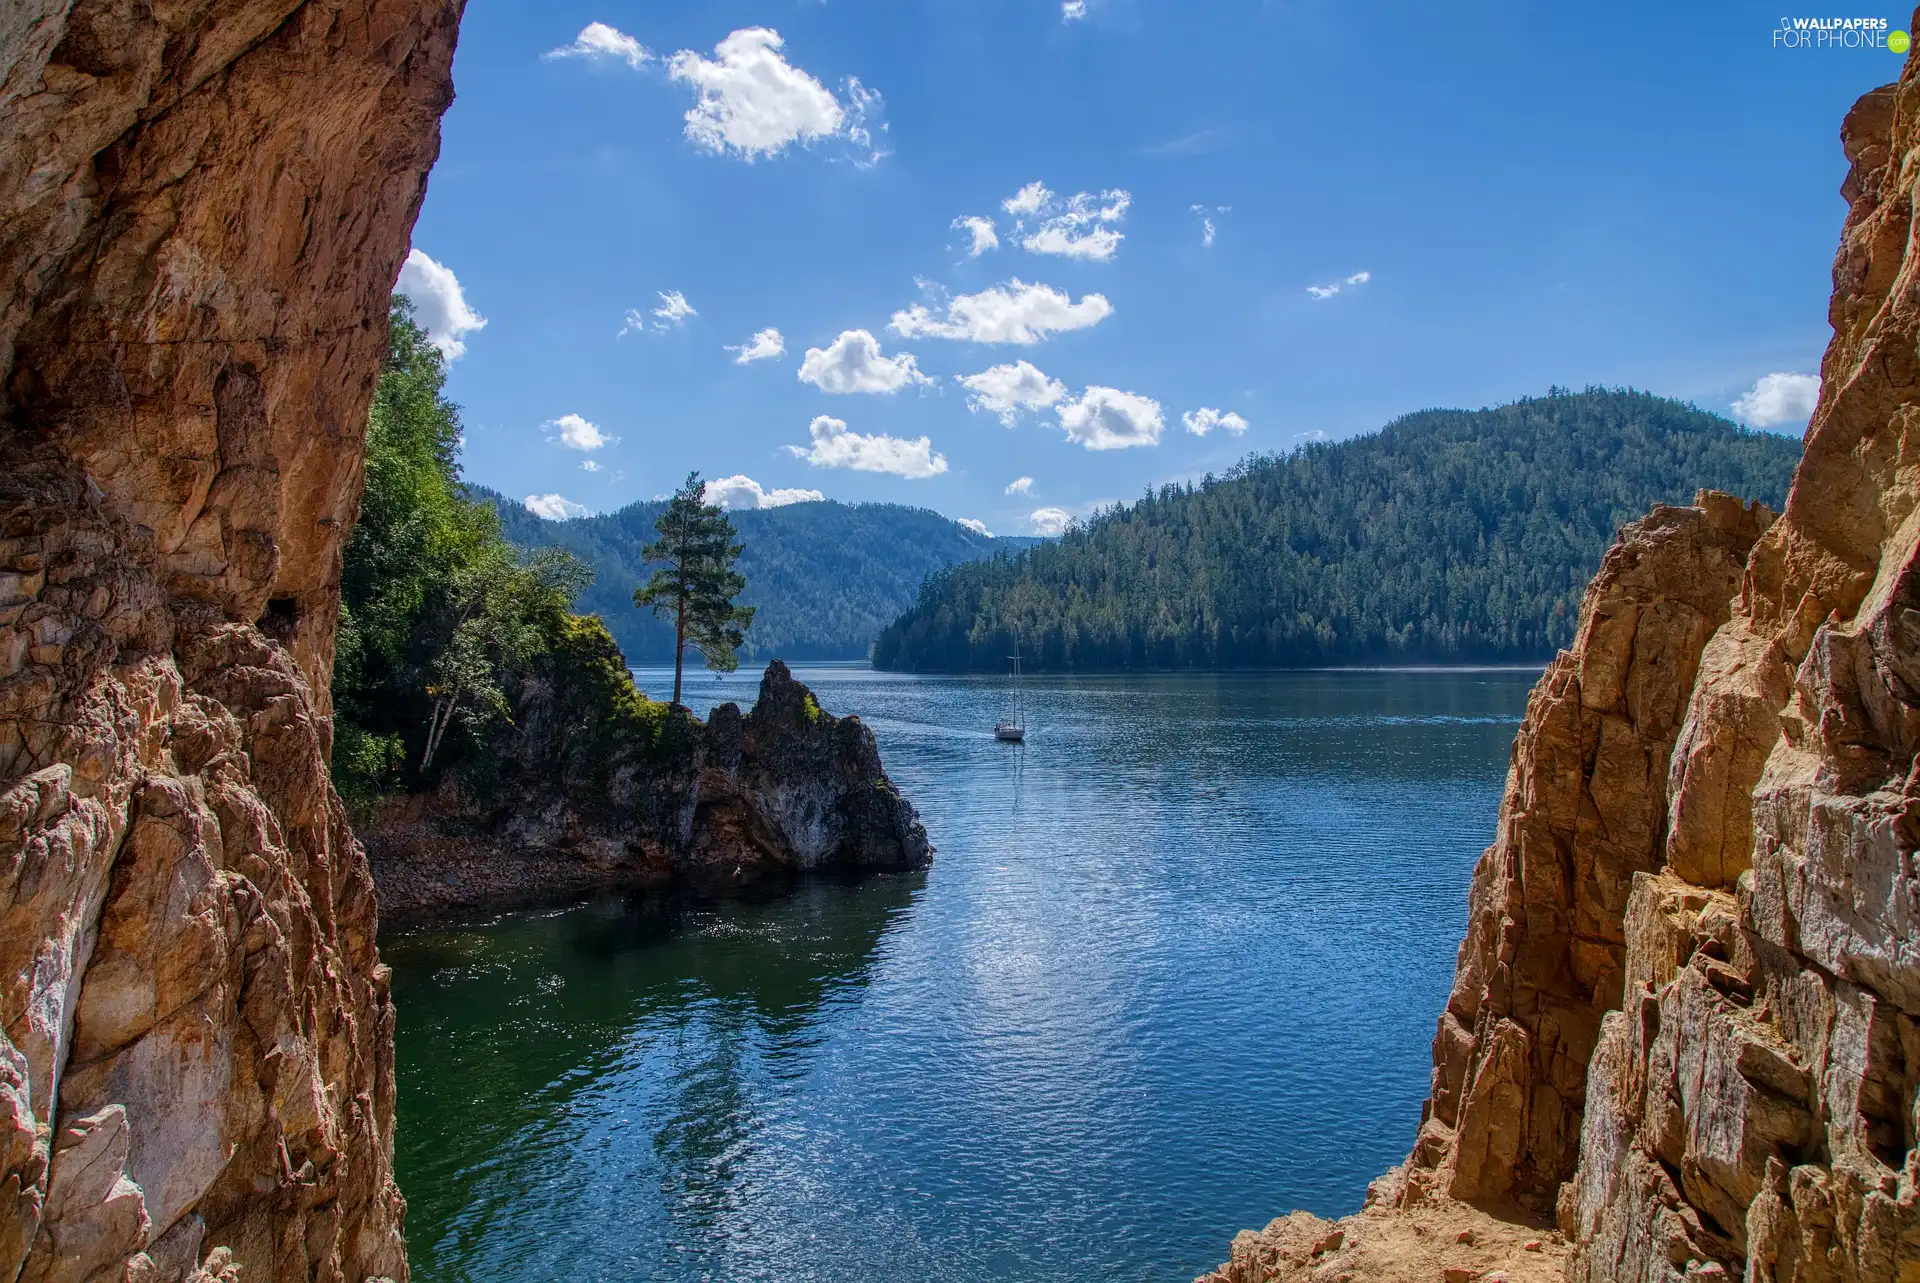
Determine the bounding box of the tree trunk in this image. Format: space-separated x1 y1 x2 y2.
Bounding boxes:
673 588 687 708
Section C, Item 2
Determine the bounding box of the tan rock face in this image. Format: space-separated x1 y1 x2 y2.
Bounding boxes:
1209 28 1920 1283
1407 497 1775 1214
1 1 459 1280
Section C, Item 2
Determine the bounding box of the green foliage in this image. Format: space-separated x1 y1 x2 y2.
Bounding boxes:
485 494 1042 661
872 388 1804 673
633 472 756 704
331 300 602 802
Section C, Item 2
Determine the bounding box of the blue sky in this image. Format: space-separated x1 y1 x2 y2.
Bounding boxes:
401 2 1906 536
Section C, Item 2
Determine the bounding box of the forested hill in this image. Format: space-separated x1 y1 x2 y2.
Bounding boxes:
871 389 1804 673
483 493 1042 663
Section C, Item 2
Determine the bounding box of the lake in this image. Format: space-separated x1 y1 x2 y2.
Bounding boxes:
382 665 1538 1282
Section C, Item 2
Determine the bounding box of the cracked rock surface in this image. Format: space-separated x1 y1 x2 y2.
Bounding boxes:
2 0 461 1278
1205 36 1920 1283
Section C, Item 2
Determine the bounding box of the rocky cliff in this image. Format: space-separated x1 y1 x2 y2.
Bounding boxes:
363 650 932 923
1 1 460 1280
1205 48 1920 1283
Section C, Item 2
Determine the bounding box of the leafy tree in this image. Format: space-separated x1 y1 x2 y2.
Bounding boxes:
332 298 591 801
871 388 1804 673
633 472 756 706
486 493 1033 662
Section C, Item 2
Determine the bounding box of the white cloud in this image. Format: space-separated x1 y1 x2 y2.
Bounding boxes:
797 329 933 394
1062 1 1088 19
1191 203 1230 248
547 413 613 451
954 215 999 257
1056 386 1164 450
727 327 787 363
1294 428 1329 443
1003 181 1052 217
1030 507 1073 536
666 28 884 163
545 22 651 69
785 415 948 478
1731 372 1820 428
702 474 825 509
839 77 889 169
957 360 1066 425
524 494 591 521
1182 407 1249 436
890 279 1113 345
1307 270 1371 300
619 291 696 337
396 249 487 360
1005 186 1131 262
1005 476 1035 495
654 290 696 326
957 517 991 536
581 460 602 473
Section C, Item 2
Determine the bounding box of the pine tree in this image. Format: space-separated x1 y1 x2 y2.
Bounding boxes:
634 472 756 706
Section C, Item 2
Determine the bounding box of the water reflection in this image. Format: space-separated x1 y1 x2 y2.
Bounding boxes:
390 667 1536 1282
386 874 922 1279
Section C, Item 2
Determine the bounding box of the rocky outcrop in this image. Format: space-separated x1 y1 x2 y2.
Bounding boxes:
1408 494 1778 1215
2 1 460 1280
363 654 931 923
1205 37 1920 1283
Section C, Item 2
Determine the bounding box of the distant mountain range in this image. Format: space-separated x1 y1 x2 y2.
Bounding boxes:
873 388 1805 672
480 492 1042 663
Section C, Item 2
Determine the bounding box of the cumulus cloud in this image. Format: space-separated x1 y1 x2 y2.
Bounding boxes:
666 28 885 164
1182 407 1249 436
998 184 1131 261
1030 507 1073 535
785 415 948 478
525 494 591 521
546 413 613 451
797 329 932 394
702 474 825 509
545 22 651 69
581 460 601 472
1730 372 1820 428
957 517 991 536
1003 182 1052 217
957 360 1067 425
1030 192 1129 260
654 290 696 326
727 327 786 363
954 215 999 257
1005 476 1034 495
1062 1 1088 18
396 249 487 360
1056 386 1164 450
1307 270 1371 300
890 279 1113 345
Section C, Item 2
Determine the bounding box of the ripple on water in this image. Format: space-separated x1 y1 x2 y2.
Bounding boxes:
385 666 1535 1282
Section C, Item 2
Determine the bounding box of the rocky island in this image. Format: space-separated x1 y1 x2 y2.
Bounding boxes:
363 656 929 923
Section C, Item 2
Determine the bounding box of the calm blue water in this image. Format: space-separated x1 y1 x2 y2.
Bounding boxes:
384 665 1536 1282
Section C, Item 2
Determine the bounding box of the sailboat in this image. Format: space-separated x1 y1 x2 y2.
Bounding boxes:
994 653 1026 742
